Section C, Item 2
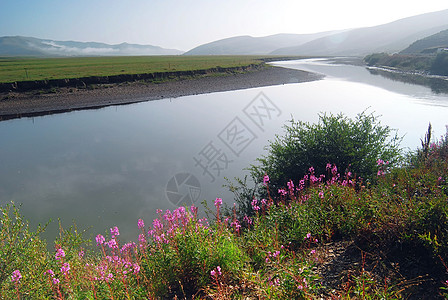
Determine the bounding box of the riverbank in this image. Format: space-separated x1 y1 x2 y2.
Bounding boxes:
0 65 322 120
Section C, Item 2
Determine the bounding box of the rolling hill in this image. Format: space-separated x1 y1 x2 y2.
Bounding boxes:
183 32 343 55
0 36 183 57
400 29 448 54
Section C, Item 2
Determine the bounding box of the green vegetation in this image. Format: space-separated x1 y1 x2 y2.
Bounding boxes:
249 112 402 193
431 52 448 76
364 52 448 76
1 113 448 299
0 55 301 83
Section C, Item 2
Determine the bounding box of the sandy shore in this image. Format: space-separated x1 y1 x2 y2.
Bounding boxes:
0 66 323 120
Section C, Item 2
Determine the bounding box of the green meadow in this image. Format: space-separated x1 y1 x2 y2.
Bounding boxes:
0 55 285 83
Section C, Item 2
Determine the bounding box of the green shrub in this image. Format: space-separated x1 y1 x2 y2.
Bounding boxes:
430 52 448 75
249 111 402 191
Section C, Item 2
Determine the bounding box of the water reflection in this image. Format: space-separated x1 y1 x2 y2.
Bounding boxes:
366 68 448 96
272 59 448 106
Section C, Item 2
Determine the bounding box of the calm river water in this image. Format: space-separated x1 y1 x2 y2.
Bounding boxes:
1 58 447 243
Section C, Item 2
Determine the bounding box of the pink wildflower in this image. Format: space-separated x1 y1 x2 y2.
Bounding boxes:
133 263 140 274
55 248 65 260
107 238 118 249
251 199 260 211
278 188 287 196
11 270 22 283
137 219 145 230
95 234 105 245
60 263 70 276
214 198 223 208
110 226 120 238
263 174 270 186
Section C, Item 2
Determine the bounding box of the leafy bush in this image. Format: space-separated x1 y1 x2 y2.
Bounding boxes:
430 52 448 76
249 111 402 192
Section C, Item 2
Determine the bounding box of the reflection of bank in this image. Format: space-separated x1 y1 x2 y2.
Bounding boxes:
367 67 448 95
165 173 201 206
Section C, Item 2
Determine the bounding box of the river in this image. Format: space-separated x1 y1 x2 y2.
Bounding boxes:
0 58 447 243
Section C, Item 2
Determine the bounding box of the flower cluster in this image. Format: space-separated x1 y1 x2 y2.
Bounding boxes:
55 247 65 260
60 263 70 276
46 269 60 285
110 226 120 239
265 250 280 263
210 266 222 277
11 270 22 283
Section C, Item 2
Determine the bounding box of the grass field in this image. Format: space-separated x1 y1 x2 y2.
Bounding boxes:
0 55 280 83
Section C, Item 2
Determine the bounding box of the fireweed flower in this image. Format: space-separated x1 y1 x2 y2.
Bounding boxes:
214 198 223 208
210 266 222 277
78 250 85 259
287 180 294 191
11 270 22 283
251 199 260 211
278 188 287 196
55 248 65 260
110 226 120 238
96 234 105 246
107 239 118 249
137 219 145 230
60 263 70 276
263 174 270 186
133 263 140 274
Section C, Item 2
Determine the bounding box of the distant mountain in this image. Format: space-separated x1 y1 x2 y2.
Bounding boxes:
183 32 343 55
271 9 448 56
0 36 183 57
183 9 448 57
400 29 448 54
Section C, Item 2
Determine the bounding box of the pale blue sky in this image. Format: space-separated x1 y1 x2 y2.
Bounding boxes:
1 0 447 51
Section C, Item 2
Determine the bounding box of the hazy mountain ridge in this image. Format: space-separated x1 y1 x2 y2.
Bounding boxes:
185 9 448 56
183 31 345 55
0 36 184 57
272 9 448 56
401 29 448 54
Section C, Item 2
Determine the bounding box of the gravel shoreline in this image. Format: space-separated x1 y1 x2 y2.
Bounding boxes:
0 66 323 120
